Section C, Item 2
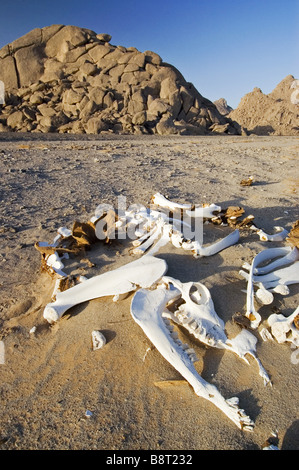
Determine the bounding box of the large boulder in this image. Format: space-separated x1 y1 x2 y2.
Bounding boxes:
0 24 241 135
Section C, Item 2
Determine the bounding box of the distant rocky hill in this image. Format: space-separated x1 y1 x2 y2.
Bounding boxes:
228 75 299 135
0 25 241 135
213 98 233 116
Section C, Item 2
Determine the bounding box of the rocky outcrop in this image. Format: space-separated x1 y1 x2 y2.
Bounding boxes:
214 98 233 116
228 75 299 135
0 25 241 135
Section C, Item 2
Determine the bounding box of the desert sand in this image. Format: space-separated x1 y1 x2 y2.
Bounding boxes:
0 133 298 451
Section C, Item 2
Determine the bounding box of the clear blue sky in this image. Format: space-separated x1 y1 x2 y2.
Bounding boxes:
0 0 298 108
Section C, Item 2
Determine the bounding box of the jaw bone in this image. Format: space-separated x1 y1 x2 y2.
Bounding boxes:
130 285 254 431
239 247 299 329
43 256 167 324
161 277 271 386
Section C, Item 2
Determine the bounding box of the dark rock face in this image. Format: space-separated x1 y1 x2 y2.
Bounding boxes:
214 98 233 116
0 25 241 135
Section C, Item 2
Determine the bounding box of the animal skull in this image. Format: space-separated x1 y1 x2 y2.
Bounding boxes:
130 284 254 431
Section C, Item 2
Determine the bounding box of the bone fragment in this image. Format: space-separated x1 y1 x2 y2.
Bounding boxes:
186 203 222 219
240 176 254 186
251 225 288 242
240 247 299 328
151 192 194 211
131 286 254 430
43 256 167 323
92 330 106 350
226 329 271 386
267 306 299 347
182 229 240 258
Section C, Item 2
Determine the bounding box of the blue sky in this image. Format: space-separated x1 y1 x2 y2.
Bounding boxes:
0 0 298 108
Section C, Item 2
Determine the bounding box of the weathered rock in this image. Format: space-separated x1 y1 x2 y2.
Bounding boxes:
156 115 179 135
96 33 112 43
29 92 44 105
15 44 46 87
229 75 299 135
214 98 233 115
7 110 25 129
0 24 243 136
84 116 109 134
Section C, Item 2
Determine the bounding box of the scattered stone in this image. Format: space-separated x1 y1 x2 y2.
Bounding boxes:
91 330 106 350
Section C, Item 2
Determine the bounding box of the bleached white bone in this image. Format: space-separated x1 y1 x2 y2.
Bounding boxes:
240 248 299 328
162 276 227 348
43 256 167 324
267 306 299 347
130 286 254 430
132 223 163 255
226 329 271 386
92 330 106 350
250 262 299 290
151 193 222 220
186 204 222 219
182 229 240 257
46 252 67 277
151 192 194 211
250 247 299 275
240 260 299 304
250 226 288 242
162 277 270 385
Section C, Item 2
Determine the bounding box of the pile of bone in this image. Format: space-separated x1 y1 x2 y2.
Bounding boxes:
36 193 299 432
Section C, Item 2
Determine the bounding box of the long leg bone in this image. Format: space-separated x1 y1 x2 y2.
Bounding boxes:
43 256 167 323
131 286 254 430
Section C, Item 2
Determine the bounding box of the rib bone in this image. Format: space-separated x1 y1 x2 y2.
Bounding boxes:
131 285 254 430
240 247 299 328
43 256 167 323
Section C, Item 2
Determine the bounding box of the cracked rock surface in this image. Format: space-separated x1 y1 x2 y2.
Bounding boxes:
0 25 241 136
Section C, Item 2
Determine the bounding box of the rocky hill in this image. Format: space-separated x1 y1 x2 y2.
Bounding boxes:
213 98 233 115
228 75 299 135
0 25 241 135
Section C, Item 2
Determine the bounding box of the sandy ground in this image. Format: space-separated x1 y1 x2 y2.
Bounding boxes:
0 133 298 451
